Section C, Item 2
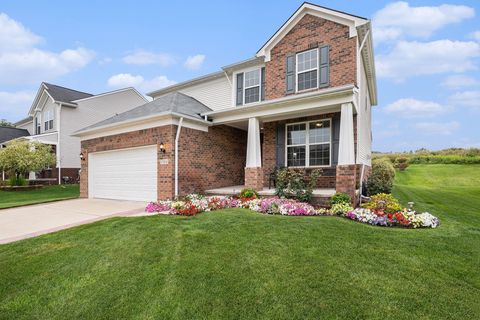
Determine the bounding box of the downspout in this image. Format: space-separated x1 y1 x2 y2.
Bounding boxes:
57 103 61 185
1 144 4 181
174 117 184 198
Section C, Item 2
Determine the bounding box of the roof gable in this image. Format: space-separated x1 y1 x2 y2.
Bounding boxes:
257 2 368 61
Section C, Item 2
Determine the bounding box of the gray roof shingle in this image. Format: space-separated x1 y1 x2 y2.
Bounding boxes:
43 82 93 104
78 92 211 132
0 126 30 144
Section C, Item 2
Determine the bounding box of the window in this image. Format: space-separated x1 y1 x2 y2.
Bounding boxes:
286 119 331 167
44 110 54 131
35 116 41 135
244 69 261 104
296 49 318 91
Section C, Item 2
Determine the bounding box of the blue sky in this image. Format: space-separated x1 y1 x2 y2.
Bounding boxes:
0 0 479 151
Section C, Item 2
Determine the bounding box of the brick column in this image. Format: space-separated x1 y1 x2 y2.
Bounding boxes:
335 164 357 205
245 167 264 190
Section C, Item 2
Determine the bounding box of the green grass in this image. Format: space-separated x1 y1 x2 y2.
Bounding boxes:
0 184 79 209
0 165 479 319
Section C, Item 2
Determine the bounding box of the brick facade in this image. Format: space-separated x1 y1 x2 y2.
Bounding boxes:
265 14 356 100
335 164 357 204
245 167 264 190
80 124 246 200
178 126 247 195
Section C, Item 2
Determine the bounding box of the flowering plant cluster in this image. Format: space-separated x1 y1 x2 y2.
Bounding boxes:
144 194 440 228
344 208 439 228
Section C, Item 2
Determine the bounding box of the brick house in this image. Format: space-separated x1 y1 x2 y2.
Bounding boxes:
74 2 377 204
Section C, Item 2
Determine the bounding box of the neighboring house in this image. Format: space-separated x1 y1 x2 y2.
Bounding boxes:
74 2 377 203
10 82 148 183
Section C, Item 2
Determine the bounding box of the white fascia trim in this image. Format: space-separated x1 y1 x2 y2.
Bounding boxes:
13 118 33 126
203 84 355 118
357 22 377 106
73 112 211 137
257 4 368 61
72 87 149 103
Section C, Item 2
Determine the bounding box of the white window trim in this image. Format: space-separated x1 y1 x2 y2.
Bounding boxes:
243 68 261 105
233 66 265 106
43 109 54 131
296 48 319 93
285 118 332 168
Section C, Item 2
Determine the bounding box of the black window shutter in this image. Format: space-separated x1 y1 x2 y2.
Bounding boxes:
236 73 244 106
276 123 286 167
285 54 295 94
261 67 266 101
319 45 330 88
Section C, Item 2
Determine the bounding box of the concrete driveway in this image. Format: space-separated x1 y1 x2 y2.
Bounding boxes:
0 199 147 244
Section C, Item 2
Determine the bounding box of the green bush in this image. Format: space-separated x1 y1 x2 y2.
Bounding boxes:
362 193 402 214
275 168 321 203
367 159 395 195
394 157 409 171
330 192 351 205
8 174 27 187
331 203 354 215
239 188 259 200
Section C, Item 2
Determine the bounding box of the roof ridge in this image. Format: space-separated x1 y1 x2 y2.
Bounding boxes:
42 82 93 96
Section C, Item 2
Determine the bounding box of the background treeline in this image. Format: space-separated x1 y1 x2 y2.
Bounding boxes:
373 148 480 167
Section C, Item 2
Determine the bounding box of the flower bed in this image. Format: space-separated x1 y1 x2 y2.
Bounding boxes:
145 194 440 228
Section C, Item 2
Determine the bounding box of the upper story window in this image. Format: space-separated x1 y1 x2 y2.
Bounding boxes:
296 49 318 91
286 119 331 167
286 45 329 95
43 109 54 131
244 69 260 104
235 67 265 106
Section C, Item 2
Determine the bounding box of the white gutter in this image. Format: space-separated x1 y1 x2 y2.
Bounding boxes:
174 117 184 198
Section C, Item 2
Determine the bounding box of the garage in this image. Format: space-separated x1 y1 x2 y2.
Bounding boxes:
88 145 157 202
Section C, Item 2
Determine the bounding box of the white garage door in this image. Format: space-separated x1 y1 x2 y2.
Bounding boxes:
88 145 157 202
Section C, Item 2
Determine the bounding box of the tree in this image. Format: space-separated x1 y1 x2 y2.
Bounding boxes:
0 119 13 127
0 140 56 185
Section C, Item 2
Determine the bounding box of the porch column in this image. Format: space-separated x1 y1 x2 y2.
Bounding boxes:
336 102 357 204
245 117 263 190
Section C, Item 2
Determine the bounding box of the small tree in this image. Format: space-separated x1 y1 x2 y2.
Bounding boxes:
0 119 13 127
0 140 56 186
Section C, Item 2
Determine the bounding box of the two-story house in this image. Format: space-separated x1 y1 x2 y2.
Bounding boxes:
74 2 376 204
11 82 147 183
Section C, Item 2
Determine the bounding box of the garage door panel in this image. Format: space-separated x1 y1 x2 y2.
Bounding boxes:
89 146 157 202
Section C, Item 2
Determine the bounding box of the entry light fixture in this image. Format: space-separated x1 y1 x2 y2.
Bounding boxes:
159 142 166 153
79 152 85 161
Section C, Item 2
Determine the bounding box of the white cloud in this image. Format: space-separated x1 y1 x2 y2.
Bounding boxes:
123 50 175 66
384 98 449 118
184 54 205 70
0 90 36 121
107 73 176 93
0 12 95 85
470 30 480 42
448 91 480 109
376 40 480 80
415 121 460 135
441 75 480 89
373 2 475 43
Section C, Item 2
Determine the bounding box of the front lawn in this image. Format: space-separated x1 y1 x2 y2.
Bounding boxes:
0 165 478 319
0 184 80 209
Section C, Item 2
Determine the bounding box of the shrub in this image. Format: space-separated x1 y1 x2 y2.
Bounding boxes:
8 175 27 187
330 192 351 205
362 193 402 214
275 168 321 203
367 159 395 195
394 157 409 171
331 203 354 215
239 188 258 200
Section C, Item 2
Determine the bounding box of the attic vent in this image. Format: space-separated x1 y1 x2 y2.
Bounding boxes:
308 42 319 49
